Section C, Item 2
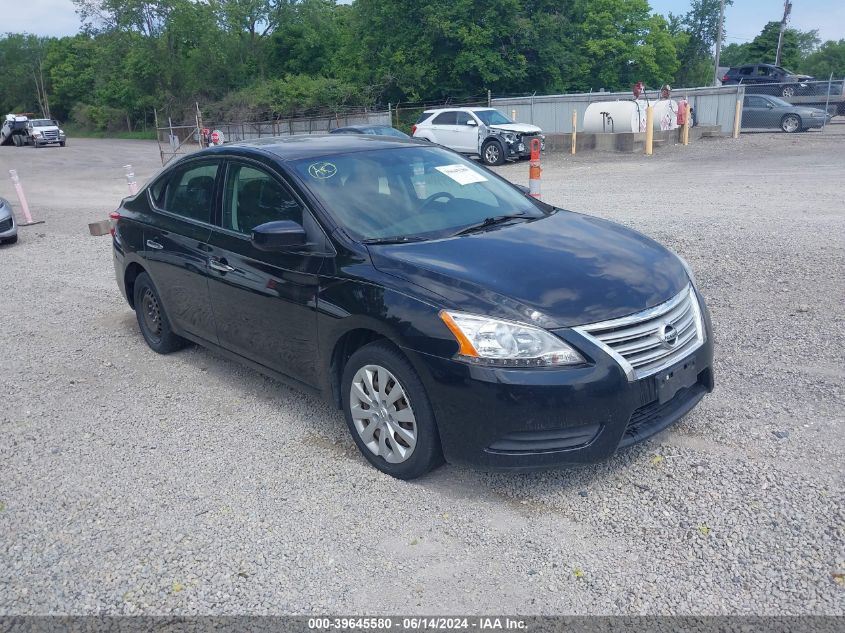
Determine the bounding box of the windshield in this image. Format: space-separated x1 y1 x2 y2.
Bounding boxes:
472 110 513 126
292 146 545 241
30 119 54 127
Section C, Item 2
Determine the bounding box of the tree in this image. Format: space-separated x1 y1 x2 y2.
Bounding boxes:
576 0 678 91
671 0 733 87
801 40 845 78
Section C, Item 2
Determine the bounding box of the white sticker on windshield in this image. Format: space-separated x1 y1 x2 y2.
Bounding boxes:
435 164 487 185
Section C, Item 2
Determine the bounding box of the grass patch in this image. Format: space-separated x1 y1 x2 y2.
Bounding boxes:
63 126 156 140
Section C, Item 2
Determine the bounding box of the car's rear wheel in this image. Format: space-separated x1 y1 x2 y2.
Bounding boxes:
341 341 443 479
781 114 801 133
132 272 187 354
481 139 505 166
781 85 796 98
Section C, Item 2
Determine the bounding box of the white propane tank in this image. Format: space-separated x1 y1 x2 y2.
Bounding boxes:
652 99 680 130
583 101 647 133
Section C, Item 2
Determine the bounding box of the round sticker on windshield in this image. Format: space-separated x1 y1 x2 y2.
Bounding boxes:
308 162 337 179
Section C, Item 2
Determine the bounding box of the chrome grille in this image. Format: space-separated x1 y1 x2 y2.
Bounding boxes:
41 130 59 141
574 286 704 380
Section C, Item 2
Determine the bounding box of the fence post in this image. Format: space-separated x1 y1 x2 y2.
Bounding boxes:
682 102 691 145
571 110 577 155
645 106 654 155
732 98 742 139
822 73 833 130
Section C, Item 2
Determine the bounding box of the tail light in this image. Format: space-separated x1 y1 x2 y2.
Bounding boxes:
722 74 729 83
411 125 417 136
109 211 120 237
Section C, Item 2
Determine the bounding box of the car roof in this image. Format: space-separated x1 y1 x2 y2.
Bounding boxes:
335 124 392 130
422 107 496 114
199 133 429 161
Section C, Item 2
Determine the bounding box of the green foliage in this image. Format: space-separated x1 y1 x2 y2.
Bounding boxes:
802 40 845 78
0 0 837 136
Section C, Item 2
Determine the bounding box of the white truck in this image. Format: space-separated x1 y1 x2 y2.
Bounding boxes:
1 114 66 147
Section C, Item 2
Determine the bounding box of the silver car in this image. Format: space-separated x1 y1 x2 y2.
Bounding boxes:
741 94 832 133
0 198 18 244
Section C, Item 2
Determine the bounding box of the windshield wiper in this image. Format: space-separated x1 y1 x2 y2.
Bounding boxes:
449 214 529 237
362 235 427 245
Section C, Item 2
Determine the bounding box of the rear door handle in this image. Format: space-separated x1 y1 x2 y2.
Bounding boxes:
146 239 163 250
209 258 235 273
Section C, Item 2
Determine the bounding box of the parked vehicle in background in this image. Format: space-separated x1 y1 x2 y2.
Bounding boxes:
741 94 831 133
110 135 712 479
0 198 18 244
412 107 544 166
22 118 66 147
0 115 66 147
330 125 409 138
722 63 813 98
1 114 29 146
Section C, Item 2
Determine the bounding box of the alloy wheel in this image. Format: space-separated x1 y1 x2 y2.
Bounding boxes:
782 115 800 133
349 364 417 464
484 144 501 165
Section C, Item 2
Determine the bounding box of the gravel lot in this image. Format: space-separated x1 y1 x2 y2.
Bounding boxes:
1 126 843 615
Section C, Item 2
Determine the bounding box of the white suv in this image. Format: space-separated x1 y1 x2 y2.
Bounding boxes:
411 107 544 165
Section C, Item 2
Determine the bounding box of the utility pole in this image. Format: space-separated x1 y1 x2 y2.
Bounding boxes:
713 0 726 85
775 0 792 66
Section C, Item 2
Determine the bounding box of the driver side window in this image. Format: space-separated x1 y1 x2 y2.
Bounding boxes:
223 163 302 234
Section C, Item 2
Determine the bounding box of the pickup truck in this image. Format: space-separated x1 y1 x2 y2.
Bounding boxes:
1 115 66 147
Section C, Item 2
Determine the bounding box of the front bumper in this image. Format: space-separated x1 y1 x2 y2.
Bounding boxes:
511 138 545 158
0 206 17 240
405 297 714 470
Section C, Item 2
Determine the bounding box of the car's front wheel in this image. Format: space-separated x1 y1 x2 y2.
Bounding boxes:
133 272 187 354
781 85 796 98
341 341 443 479
781 114 801 133
481 139 505 166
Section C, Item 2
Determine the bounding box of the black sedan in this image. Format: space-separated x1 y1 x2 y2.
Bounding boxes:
329 124 409 138
111 135 713 479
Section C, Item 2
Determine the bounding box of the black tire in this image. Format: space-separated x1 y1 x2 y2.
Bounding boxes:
12 134 21 147
132 272 187 354
341 341 443 479
781 85 796 98
60 141 66 147
481 139 505 166
781 114 801 133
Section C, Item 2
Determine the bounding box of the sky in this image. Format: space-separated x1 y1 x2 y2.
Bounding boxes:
4 0 844 44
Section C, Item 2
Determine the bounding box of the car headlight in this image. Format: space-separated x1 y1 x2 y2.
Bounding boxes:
33 131 42 137
439 310 585 367
59 129 65 135
503 133 516 143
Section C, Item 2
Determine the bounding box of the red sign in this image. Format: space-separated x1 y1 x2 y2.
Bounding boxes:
210 130 221 145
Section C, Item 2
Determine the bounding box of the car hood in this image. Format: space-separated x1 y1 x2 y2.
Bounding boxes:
368 211 689 328
489 123 543 134
32 125 59 132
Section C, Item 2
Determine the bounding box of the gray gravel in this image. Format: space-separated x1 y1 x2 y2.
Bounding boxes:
0 126 843 615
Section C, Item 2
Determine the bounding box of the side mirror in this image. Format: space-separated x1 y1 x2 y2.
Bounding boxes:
251 220 306 252
466 119 478 126
767 103 774 109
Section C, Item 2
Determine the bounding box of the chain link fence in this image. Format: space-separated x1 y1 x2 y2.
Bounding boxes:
739 78 844 133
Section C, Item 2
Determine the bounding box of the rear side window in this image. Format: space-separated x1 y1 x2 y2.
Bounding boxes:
223 163 303 234
415 112 434 124
739 66 753 76
153 162 218 224
432 111 457 125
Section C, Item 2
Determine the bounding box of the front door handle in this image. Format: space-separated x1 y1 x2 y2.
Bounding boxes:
209 258 235 273
146 239 163 250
